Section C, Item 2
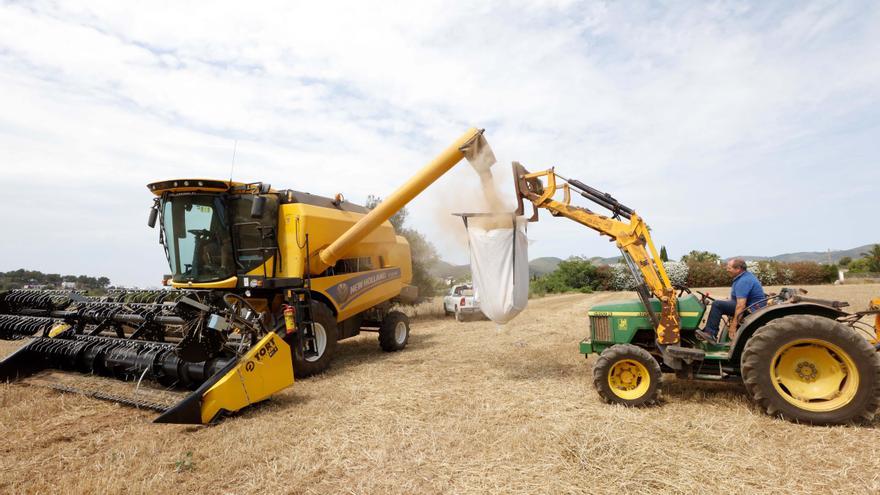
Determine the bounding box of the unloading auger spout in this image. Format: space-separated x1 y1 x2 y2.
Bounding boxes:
309 127 494 274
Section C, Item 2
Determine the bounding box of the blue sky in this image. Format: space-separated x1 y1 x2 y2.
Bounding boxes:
0 1 877 286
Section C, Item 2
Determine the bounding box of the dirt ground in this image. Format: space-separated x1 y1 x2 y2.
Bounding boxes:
2 284 879 494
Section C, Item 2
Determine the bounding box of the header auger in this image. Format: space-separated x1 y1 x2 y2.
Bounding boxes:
0 288 289 423
0 128 495 424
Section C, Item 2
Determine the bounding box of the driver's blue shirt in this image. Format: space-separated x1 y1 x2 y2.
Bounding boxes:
731 271 765 310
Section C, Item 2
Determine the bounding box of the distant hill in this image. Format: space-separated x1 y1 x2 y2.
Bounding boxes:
528 257 562 277
431 255 618 280
733 244 878 264
587 255 622 265
431 257 567 279
431 243 878 280
429 260 471 280
0 269 111 291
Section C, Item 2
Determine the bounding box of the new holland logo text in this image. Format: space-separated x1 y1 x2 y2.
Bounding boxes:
328 268 401 309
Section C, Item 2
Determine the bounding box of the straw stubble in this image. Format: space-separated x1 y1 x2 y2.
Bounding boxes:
0 284 878 494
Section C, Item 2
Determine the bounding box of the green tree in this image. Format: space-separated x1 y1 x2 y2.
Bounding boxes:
365 195 407 231
838 256 852 267
366 195 439 300
400 228 441 299
860 244 880 272
847 257 870 273
659 245 669 262
0 269 111 291
530 256 612 295
681 250 721 263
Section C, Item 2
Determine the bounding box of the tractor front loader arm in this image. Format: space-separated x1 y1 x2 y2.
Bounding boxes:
513 162 681 345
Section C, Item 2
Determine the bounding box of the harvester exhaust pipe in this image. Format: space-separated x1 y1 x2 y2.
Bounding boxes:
312 128 495 274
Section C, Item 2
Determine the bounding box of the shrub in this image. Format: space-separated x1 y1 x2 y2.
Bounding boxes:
787 262 837 284
609 261 688 290
536 257 837 294
680 250 721 263
529 256 612 295
744 260 836 285
847 257 873 274
746 260 785 284
686 261 731 287
610 264 635 290
663 261 689 287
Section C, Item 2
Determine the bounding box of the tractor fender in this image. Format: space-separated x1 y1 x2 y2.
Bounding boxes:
729 302 847 364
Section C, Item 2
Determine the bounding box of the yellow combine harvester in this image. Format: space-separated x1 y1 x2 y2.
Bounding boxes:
0 128 494 424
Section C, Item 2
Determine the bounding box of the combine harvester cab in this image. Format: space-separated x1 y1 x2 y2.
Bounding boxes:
0 128 496 424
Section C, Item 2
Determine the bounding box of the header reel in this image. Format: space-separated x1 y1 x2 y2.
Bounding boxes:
0 289 294 424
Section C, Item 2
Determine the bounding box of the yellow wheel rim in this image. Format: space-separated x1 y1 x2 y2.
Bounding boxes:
608 359 651 400
771 339 859 412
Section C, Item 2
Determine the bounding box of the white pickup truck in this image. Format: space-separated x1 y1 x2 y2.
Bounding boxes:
443 284 482 322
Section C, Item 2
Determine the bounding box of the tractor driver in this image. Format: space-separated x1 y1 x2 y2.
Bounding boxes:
696 258 765 343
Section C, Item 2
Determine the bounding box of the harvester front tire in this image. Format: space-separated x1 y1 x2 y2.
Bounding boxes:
293 302 338 377
379 311 409 352
592 344 662 407
741 315 880 425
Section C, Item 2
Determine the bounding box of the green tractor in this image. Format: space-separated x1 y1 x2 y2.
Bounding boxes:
513 163 880 425
582 289 880 424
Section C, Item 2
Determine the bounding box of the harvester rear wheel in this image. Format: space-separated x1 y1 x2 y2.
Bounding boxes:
741 315 880 425
592 344 661 406
293 301 338 377
379 311 409 352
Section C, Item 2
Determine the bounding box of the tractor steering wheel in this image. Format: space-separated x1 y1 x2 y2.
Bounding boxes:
674 284 692 298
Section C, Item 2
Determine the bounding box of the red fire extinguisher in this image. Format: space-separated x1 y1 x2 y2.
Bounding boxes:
283 305 296 335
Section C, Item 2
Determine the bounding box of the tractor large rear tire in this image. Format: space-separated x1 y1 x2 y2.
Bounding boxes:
741 315 880 425
293 302 338 378
592 344 662 406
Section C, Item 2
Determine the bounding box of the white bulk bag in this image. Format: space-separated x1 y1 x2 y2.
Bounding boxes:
467 217 529 324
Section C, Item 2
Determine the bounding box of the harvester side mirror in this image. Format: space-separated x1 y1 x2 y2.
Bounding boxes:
251 195 267 218
147 199 160 228
147 207 158 228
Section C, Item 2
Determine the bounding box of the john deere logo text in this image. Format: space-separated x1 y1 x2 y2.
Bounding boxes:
327 268 401 309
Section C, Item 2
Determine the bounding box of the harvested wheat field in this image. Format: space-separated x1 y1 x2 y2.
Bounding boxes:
2 284 880 494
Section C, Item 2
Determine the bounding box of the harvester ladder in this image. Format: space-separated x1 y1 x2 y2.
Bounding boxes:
289 233 318 360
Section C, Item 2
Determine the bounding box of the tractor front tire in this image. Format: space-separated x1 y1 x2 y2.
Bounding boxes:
592 344 662 406
741 315 880 425
293 301 338 377
379 311 410 352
